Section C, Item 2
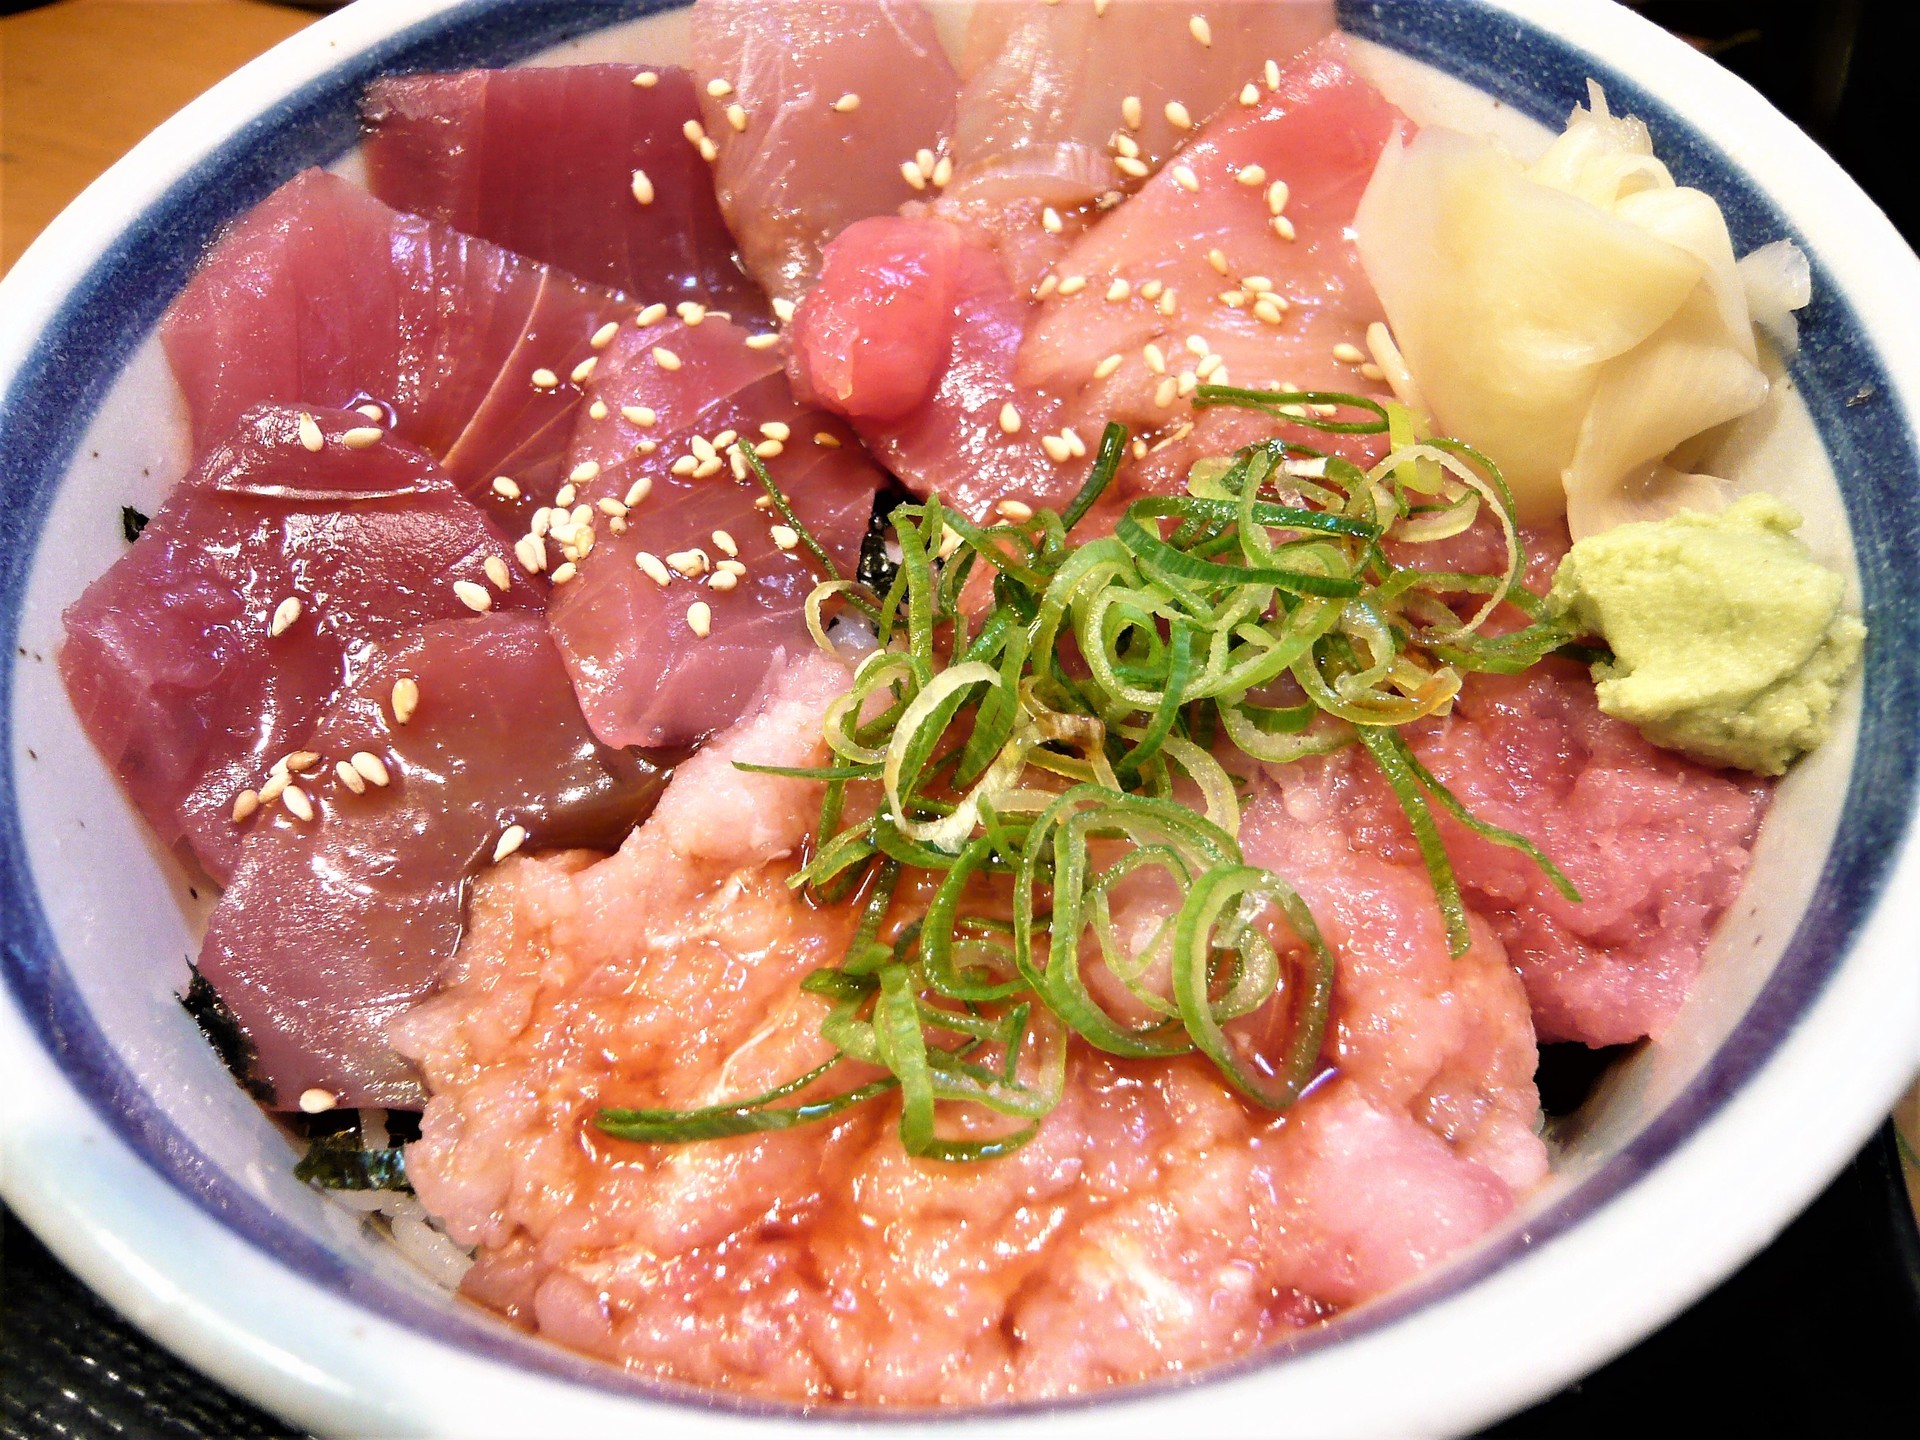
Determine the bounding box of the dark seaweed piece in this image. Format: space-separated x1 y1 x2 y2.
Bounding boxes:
179 969 273 1104
1534 1040 1639 1118
120 506 150 543
294 1130 411 1192
857 484 913 595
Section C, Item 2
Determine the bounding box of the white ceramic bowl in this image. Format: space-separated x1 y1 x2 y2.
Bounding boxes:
4 2 1919 1436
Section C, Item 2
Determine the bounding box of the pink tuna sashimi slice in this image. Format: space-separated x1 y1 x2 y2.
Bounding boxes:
199 612 667 1109
548 317 882 748
792 215 1076 520
1015 36 1407 488
688 0 959 303
60 405 542 883
161 169 626 520
362 65 756 311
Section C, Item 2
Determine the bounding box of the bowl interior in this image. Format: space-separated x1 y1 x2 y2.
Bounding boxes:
2 0 1917 1430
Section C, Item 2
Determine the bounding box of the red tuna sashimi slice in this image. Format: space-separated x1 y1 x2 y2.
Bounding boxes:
548 317 882 748
362 65 756 311
792 215 1078 520
199 612 666 1109
689 0 959 302
60 405 542 883
161 169 626 519
1015 36 1407 487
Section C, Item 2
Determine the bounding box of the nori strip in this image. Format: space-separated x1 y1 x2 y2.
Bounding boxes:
294 1131 411 1192
179 969 274 1104
121 506 149 543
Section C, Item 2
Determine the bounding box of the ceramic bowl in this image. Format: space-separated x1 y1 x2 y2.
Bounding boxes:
3 1 1919 1436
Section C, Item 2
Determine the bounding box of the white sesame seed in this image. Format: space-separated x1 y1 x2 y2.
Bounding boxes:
589 400 610 421
931 155 953 188
259 771 290 805
652 346 682 370
1105 278 1131 302
549 561 577 585
636 551 671 585
1240 83 1261 106
997 499 1035 522
1042 206 1064 235
1333 342 1368 365
758 421 792 442
717 559 747 578
754 439 784 458
493 825 527 862
745 332 780 350
392 677 419 724
298 1088 337 1115
1094 352 1124 380
566 461 600 486
356 403 386 422
1114 132 1140 160
1208 248 1230 275
624 477 653 507
633 70 658 87
590 321 621 353
335 759 366 795
670 456 699 477
479 556 510 592
1040 434 1073 464
555 485 577 509
814 431 842 448
707 77 734 98
683 119 706 144
283 751 321 773
532 368 560 390
283 785 314 822
1254 297 1287 326
1144 343 1168 374
1361 361 1387 383
621 405 658 430
708 570 739 592
1063 426 1086 458
1158 288 1179 316
1057 274 1087 296
630 168 655 205
698 137 718 162
1154 376 1179 408
1189 14 1212 46
667 548 711 577
342 426 384 450
900 160 927 191
1122 94 1143 129
1265 58 1282 89
453 579 493 613
636 302 668 326
712 529 739 557
997 402 1023 435
1165 100 1193 130
725 103 748 133
1178 371 1198 397
489 476 521 502
350 752 390 787
297 412 324 452
1035 274 1060 299
514 534 546 574
232 789 260 823
1140 279 1165 301
1196 353 1224 381
1267 179 1291 215
916 148 936 173
269 596 302 637
1172 165 1200 193
770 524 800 551
636 438 659 455
569 357 597 388
772 296 797 324
1115 155 1150 179
1237 164 1267 188
1272 215 1297 242
832 92 861 113
678 303 706 330
1185 334 1211 358
686 601 713 637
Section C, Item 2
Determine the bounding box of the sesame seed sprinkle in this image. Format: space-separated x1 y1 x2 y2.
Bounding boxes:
589 400 610 421
299 1088 337 1114
754 439 784 458
652 346 682 370
997 499 1035 521
683 119 706 144
725 103 749 133
1140 279 1165 301
900 160 928 191
636 302 669 325
707 77 734 98
514 534 547 574
351 751 390 787
1094 352 1124 380
1158 288 1179 316
1253 297 1286 326
1265 58 1282 89
1361 361 1387 382
698 137 718 163
570 460 602 485
709 571 739 593
1189 14 1212 46
283 785 314 822
677 301 708 325
1239 82 1260 107
631 169 655 205
336 760 367 795
687 601 713 637
454 579 493 613
297 412 324 452
392 677 419 724
355 403 386 422
671 456 700 477
1272 214 1297 242
550 561 578 585
342 426 384 450
636 551 671 585
1121 94 1143 129
259 772 290 805
285 751 321 773
532 368 560 390
1106 278 1131 302
832 92 861 113
485 556 513 590
570 356 598 385
760 421 792 442
1042 206 1064 235
625 477 653 507
931 156 953 188
232 790 260 823
1057 274 1087 296
269 596 302 637
1268 179 1291 215
712 529 739 557
633 70 659 87
772 296 797 324
1154 376 1179 408
1173 165 1200 193
1144 343 1167 373
1208 247 1230 275
1036 274 1060 299
717 559 747 578
667 548 711 577
494 825 528 862
999 402 1023 434
555 484 577 508
1063 426 1087 458
1040 434 1072 464
1115 155 1150 180
1114 132 1140 160
622 405 658 428
745 332 781 350
815 431 842 447
770 525 800 551
1237 164 1267 187
1333 341 1368 365
1165 100 1193 130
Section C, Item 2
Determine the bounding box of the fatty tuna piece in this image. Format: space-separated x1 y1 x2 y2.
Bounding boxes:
201 613 665 1109
60 405 541 882
688 0 959 302
394 655 1538 1403
362 65 755 310
548 316 882 748
162 170 626 518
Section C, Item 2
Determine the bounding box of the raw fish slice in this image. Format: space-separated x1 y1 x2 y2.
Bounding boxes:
1016 37 1406 481
363 65 755 310
549 317 882 748
791 215 1075 520
688 0 959 302
200 613 667 1109
953 0 1335 184
162 170 625 521
60 405 542 882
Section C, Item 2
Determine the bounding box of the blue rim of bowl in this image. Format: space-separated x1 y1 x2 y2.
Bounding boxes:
1 0 1917 1423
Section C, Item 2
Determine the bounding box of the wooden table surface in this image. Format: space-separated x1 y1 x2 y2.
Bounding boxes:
0 0 316 271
